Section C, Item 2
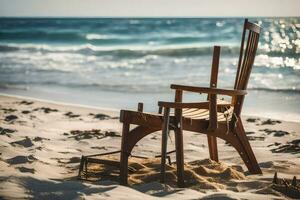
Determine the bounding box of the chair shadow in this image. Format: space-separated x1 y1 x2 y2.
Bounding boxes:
2 176 118 200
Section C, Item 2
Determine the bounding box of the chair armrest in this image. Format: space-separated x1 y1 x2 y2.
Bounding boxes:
170 84 247 96
158 102 209 109
158 101 231 109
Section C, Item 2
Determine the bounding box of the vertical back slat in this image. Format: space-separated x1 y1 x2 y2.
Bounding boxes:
242 33 259 90
238 31 252 89
241 31 255 89
234 19 248 89
242 32 257 89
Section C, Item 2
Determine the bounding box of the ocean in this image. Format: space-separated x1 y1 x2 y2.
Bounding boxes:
0 18 299 121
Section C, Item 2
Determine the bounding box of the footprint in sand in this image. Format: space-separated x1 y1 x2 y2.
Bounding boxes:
54 157 81 166
6 155 37 165
246 118 282 126
21 110 31 114
91 146 107 150
150 136 158 140
259 160 296 169
10 137 34 148
89 113 111 120
1 108 17 114
247 136 265 141
246 118 260 123
261 119 282 125
260 129 289 137
64 112 80 118
17 166 35 174
0 127 16 137
18 100 34 105
67 129 120 141
267 142 281 147
104 131 121 137
4 115 18 122
32 136 50 142
67 157 81 163
259 161 274 168
33 107 58 114
271 139 300 154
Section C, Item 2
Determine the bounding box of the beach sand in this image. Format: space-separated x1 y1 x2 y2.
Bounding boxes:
0 94 299 199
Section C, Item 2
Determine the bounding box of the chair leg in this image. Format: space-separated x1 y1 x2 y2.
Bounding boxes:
207 135 219 162
161 107 170 183
78 155 85 178
120 122 130 185
174 125 185 187
235 120 262 174
84 158 88 179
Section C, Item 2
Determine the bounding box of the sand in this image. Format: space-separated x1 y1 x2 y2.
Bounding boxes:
0 94 299 200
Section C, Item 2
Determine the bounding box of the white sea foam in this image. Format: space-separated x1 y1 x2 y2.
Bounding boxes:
86 34 109 40
0 42 238 53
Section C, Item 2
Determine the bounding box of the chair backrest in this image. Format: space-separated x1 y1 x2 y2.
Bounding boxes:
231 19 261 118
234 19 261 91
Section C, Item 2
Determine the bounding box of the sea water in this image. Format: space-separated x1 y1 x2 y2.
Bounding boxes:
0 18 299 121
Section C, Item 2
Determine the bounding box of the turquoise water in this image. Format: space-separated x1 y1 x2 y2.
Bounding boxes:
0 18 299 121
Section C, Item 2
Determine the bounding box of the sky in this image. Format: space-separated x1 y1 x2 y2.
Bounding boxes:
0 0 299 17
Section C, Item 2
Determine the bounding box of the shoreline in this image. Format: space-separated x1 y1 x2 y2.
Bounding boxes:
0 91 299 123
0 93 120 115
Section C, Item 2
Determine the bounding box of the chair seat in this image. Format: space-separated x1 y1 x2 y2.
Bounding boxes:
171 99 233 122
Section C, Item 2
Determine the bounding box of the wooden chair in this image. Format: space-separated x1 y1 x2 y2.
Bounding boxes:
119 19 262 187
